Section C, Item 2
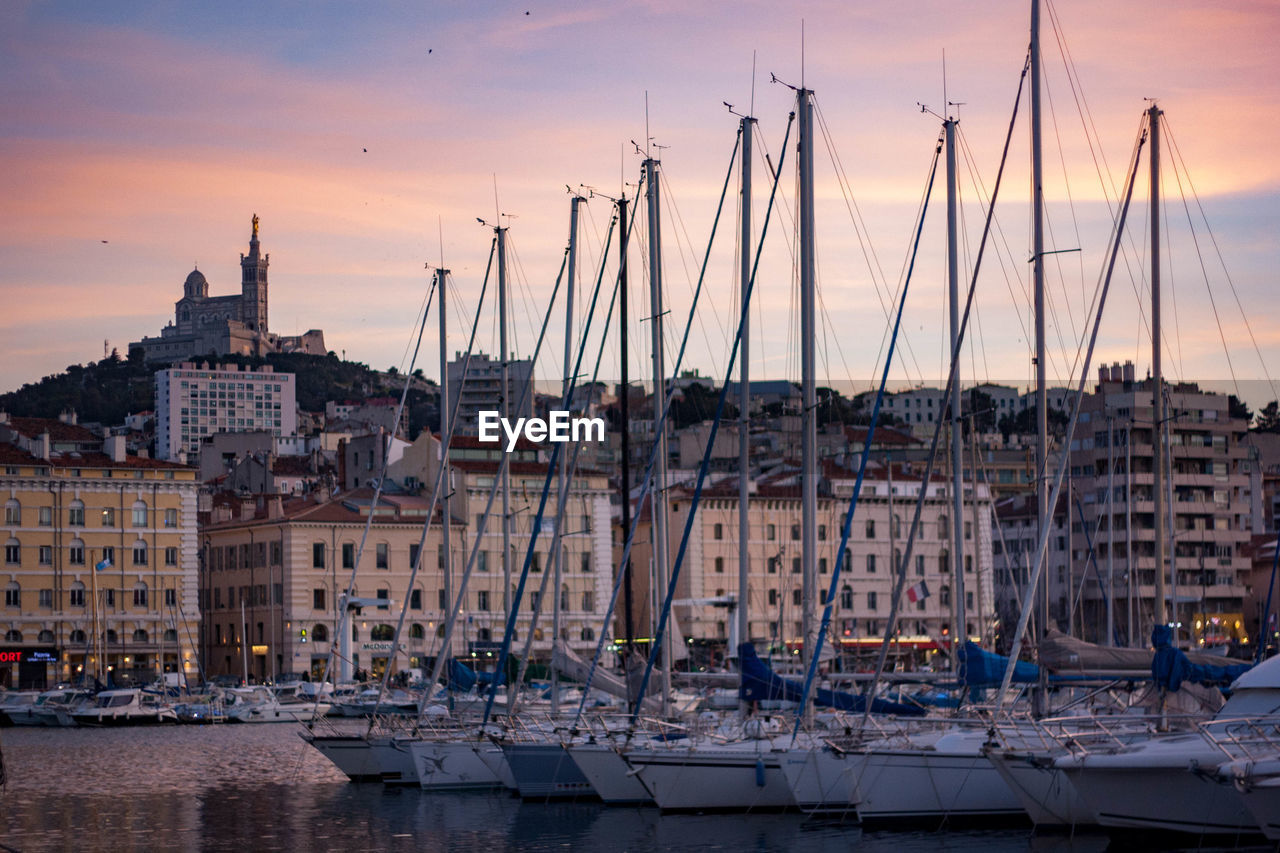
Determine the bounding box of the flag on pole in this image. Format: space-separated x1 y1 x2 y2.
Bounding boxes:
95 557 112 572
905 579 930 603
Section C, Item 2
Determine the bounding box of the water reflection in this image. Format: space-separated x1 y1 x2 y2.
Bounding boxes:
0 726 1108 851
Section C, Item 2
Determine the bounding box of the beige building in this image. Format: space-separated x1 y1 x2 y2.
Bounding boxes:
622 459 995 665
200 490 459 682
0 415 199 689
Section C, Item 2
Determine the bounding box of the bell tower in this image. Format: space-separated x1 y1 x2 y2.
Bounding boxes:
240 213 269 333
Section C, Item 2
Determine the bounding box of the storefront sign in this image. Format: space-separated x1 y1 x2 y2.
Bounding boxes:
0 647 59 664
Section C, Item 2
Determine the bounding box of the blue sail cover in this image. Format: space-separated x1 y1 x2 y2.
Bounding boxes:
957 641 1041 687
1151 625 1251 692
448 658 477 691
736 643 926 717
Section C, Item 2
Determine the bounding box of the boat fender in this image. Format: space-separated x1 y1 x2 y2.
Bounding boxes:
755 757 766 788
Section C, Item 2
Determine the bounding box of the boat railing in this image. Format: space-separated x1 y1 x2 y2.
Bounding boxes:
1198 714 1280 762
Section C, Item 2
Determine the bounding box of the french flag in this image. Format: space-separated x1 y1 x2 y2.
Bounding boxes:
905 580 929 603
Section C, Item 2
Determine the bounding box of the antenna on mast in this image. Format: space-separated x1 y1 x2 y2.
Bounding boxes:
801 20 805 89
750 50 757 116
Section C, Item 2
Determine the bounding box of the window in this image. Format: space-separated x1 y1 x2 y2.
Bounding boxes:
964 555 973 573
133 629 148 643
818 524 827 541
791 557 801 574
964 520 972 540
101 507 115 527
478 589 491 611
69 539 85 565
560 584 570 611
313 588 326 610
768 589 778 606
376 543 389 569
39 506 52 526
767 524 776 541
792 589 802 606
715 556 724 574
891 514 902 538
940 585 952 607
478 551 490 573
312 542 326 569
165 547 178 566
410 589 422 610
582 590 594 611
531 553 542 573
819 557 827 574
105 589 115 607
3 499 18 525
840 585 853 609
844 548 852 572
70 629 86 644
438 589 447 610
313 624 329 643
409 543 421 568
790 524 800 541
937 514 948 539
581 626 595 642
131 501 148 527
966 591 974 610
376 589 389 610
133 541 147 566
767 556 778 574
867 590 878 610
133 583 148 607
4 630 21 642
39 545 52 565
580 553 591 573
409 623 425 640
68 500 85 526
70 582 85 607
939 552 949 574
39 588 53 608
101 546 114 568
866 518 876 539
342 543 355 569
866 553 876 573
165 588 176 607
713 523 723 540
4 538 18 565
164 508 178 528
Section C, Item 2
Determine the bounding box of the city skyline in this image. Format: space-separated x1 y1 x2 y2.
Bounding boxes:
3 1 1278 409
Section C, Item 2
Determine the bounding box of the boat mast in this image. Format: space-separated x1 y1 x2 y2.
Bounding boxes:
738 112 755 685
644 154 673 710
1031 0 1049 648
1149 102 1167 635
437 266 452 665
241 596 249 684
496 223 513 651
551 194 582 714
798 85 817 722
945 115 967 666
618 194 635 655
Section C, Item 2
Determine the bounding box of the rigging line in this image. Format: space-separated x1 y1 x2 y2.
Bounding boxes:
308 266 442 722
1163 119 1279 403
997 121 1147 713
397 287 433 374
1161 162 1187 385
506 233 560 378
813 99 926 385
627 109 788 727
957 124 1029 345
1042 60 1086 354
661 166 733 368
793 132 942 743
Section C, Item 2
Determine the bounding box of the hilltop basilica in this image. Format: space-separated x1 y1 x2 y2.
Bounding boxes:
128 215 326 364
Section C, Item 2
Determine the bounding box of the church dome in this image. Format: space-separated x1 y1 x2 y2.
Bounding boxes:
184 268 208 297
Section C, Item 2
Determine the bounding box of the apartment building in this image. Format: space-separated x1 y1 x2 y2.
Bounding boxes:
0 415 199 689
155 362 298 462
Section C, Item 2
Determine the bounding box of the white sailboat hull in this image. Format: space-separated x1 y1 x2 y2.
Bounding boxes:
777 745 859 816
409 739 509 791
985 748 1095 827
627 742 795 812
567 742 652 804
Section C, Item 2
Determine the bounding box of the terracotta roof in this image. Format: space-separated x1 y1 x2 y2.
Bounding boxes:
5 416 99 443
271 455 314 476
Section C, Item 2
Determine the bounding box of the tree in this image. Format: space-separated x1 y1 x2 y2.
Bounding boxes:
1229 394 1253 424
1255 400 1280 433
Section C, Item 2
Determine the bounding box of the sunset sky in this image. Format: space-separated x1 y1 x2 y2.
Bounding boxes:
3 1 1279 410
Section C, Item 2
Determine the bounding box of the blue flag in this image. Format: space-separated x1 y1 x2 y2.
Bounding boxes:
95 558 111 572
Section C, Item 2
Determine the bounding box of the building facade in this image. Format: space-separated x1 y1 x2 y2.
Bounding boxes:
155 362 298 462
0 415 199 689
445 351 534 436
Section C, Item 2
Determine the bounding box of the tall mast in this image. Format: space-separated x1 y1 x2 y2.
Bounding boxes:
618 194 635 653
645 155 672 709
738 113 755 675
1031 0 1049 645
946 116 967 661
1150 103 1166 631
497 225 513 634
798 86 817 720
551 195 581 714
437 266 452 663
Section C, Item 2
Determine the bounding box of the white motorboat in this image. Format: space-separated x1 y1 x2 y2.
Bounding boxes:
68 688 178 726
222 686 330 723
0 690 40 725
8 687 91 727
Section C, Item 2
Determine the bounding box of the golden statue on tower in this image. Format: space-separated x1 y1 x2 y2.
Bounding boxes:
252 213 259 237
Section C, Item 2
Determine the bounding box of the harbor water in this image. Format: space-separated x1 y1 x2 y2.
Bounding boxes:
1 724 1115 851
